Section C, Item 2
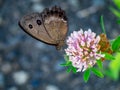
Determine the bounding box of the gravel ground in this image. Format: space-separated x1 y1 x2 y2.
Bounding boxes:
0 0 120 90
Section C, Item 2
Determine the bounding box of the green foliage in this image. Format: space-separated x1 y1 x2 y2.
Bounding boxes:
105 52 120 80
91 67 104 78
109 0 120 24
97 60 103 69
110 0 120 23
100 15 106 34
110 39 115 46
83 66 104 82
83 68 90 82
60 61 71 66
117 19 120 24
66 66 71 73
113 0 120 9
109 6 120 18
104 35 120 80
65 62 77 73
63 55 105 82
112 35 120 52
61 55 77 73
103 53 115 60
100 1 120 80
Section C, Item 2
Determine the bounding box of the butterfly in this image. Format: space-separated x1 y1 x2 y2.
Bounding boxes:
19 6 68 50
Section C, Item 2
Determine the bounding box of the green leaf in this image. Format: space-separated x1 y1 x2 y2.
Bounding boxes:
83 68 90 82
60 63 68 66
71 66 77 73
66 61 72 65
109 6 120 18
103 53 115 60
100 15 106 34
116 19 120 24
91 68 104 78
112 36 120 52
60 61 71 66
113 0 120 9
108 52 120 80
66 67 71 73
104 69 114 79
97 60 103 69
110 39 115 46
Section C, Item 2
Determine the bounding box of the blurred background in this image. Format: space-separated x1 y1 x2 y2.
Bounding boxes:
0 0 120 90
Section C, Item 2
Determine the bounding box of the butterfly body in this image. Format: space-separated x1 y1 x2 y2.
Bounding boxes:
19 6 68 50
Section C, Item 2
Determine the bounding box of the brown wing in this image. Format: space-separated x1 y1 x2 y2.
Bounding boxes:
19 12 56 45
41 6 68 49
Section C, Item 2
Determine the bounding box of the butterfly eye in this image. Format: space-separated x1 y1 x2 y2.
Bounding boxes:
47 11 50 14
63 16 67 21
59 14 62 17
28 24 33 29
50 10 54 15
36 20 41 25
55 11 58 14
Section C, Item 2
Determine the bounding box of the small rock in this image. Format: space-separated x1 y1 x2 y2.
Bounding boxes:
68 0 79 10
45 85 59 90
56 72 70 82
32 3 44 12
1 63 12 74
13 71 29 85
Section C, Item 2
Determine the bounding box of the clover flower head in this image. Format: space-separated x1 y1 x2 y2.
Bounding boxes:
65 29 104 72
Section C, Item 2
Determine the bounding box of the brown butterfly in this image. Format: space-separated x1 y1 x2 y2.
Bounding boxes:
19 6 68 50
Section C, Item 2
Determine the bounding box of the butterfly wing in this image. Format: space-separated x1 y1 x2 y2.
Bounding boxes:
19 13 56 45
19 6 68 50
42 6 68 49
